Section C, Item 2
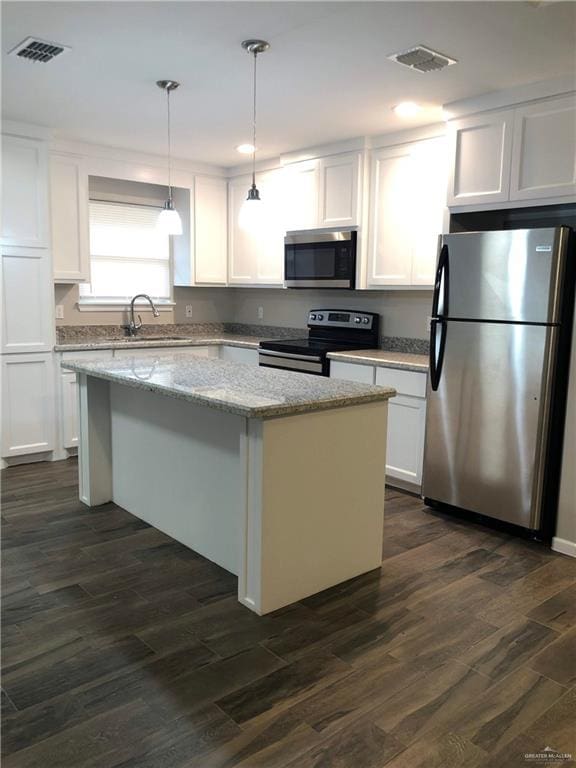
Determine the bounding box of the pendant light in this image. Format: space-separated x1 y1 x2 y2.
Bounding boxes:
156 79 183 235
238 39 270 232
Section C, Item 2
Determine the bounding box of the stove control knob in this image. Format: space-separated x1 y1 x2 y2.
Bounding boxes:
362 317 370 325
354 316 362 324
310 314 317 320
317 314 324 321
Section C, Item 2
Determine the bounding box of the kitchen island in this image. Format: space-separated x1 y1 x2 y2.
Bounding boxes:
62 353 395 615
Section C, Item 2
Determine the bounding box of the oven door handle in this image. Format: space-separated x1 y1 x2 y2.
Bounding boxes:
259 350 323 362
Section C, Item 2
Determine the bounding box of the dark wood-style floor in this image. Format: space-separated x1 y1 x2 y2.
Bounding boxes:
2 459 575 768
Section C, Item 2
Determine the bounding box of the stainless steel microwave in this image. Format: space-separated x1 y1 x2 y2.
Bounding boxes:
284 229 357 289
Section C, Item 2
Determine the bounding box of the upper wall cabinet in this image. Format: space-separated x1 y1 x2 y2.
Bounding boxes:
447 94 576 208
228 169 284 286
510 95 576 201
283 151 362 232
447 110 514 207
1 135 49 249
50 153 90 282
194 176 228 285
367 136 447 288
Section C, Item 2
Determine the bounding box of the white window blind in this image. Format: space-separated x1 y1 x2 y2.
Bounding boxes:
79 201 171 301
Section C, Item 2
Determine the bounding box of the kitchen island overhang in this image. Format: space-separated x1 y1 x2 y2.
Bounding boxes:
63 354 396 615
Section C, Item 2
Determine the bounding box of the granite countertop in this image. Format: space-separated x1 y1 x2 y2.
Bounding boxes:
54 333 264 352
61 354 396 419
327 349 429 372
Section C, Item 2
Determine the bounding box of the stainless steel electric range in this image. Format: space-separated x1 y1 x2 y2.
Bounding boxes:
258 309 380 376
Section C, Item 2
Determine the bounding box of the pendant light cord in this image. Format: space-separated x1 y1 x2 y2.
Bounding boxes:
252 50 257 188
166 87 172 202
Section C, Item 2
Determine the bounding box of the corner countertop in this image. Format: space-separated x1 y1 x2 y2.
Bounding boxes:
54 334 263 352
327 349 429 373
62 354 396 419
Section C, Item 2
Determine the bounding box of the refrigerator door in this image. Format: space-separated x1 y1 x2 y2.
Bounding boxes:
422 320 556 529
439 228 568 323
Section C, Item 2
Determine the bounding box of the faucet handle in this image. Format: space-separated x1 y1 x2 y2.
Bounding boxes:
135 314 143 330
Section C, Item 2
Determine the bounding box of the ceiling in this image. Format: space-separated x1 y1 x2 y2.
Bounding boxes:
2 1 576 167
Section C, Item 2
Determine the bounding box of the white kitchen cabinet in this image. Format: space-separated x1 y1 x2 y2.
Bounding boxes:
329 360 375 384
283 151 362 232
194 176 228 284
1 134 49 249
219 345 259 365
330 360 427 489
50 152 90 282
367 136 447 288
447 109 514 207
2 353 55 458
228 170 284 286
510 95 576 201
283 160 319 231
318 153 361 227
375 367 427 488
1 246 54 353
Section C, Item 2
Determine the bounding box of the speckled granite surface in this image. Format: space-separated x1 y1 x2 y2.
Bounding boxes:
61 354 396 418
381 336 429 355
55 334 265 352
328 349 429 372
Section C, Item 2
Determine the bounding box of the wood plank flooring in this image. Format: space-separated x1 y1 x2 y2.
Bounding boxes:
2 458 576 767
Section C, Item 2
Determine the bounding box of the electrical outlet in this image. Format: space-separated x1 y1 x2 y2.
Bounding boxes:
55 304 64 320
257 306 264 320
185 305 193 318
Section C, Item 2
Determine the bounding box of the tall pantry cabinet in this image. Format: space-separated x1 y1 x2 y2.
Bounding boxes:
1 126 56 464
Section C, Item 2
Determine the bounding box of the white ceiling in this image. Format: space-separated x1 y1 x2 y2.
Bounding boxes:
2 1 576 167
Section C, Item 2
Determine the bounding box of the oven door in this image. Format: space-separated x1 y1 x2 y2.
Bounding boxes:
258 350 326 376
284 231 356 288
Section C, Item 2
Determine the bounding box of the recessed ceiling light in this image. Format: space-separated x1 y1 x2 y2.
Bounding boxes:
236 143 256 154
393 102 422 118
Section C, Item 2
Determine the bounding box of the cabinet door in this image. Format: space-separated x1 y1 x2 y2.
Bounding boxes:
219 346 259 365
61 371 79 448
282 160 319 231
410 137 448 286
447 110 514 206
228 171 284 286
1 247 54 353
194 176 228 284
1 135 49 248
50 153 90 282
367 146 414 286
510 95 576 201
329 361 375 384
375 366 427 488
2 353 55 457
318 153 360 227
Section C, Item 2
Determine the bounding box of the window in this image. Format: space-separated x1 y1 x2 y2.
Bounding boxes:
79 201 171 303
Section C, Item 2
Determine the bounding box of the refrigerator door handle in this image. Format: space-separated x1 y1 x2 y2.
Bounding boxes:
432 243 449 318
429 318 447 391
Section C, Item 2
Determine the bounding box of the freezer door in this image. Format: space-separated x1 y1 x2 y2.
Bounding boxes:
422 321 556 529
440 228 568 323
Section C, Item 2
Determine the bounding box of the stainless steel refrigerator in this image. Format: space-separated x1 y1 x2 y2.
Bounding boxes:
422 226 574 538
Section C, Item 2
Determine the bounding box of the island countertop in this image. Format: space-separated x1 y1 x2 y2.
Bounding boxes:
62 353 396 418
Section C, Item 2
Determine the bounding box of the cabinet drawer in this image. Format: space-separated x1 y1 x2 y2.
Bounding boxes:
219 346 258 365
330 361 375 384
61 350 114 361
375 367 427 398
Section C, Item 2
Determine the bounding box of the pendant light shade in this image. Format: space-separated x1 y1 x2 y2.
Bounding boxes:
239 40 270 233
156 79 182 236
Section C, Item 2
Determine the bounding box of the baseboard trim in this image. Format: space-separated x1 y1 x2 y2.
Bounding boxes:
552 537 576 558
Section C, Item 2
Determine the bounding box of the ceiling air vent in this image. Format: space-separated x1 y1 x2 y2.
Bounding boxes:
8 37 70 63
388 45 457 73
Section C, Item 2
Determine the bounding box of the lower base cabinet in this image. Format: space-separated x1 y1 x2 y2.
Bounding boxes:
2 353 55 459
219 346 259 365
330 360 427 490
